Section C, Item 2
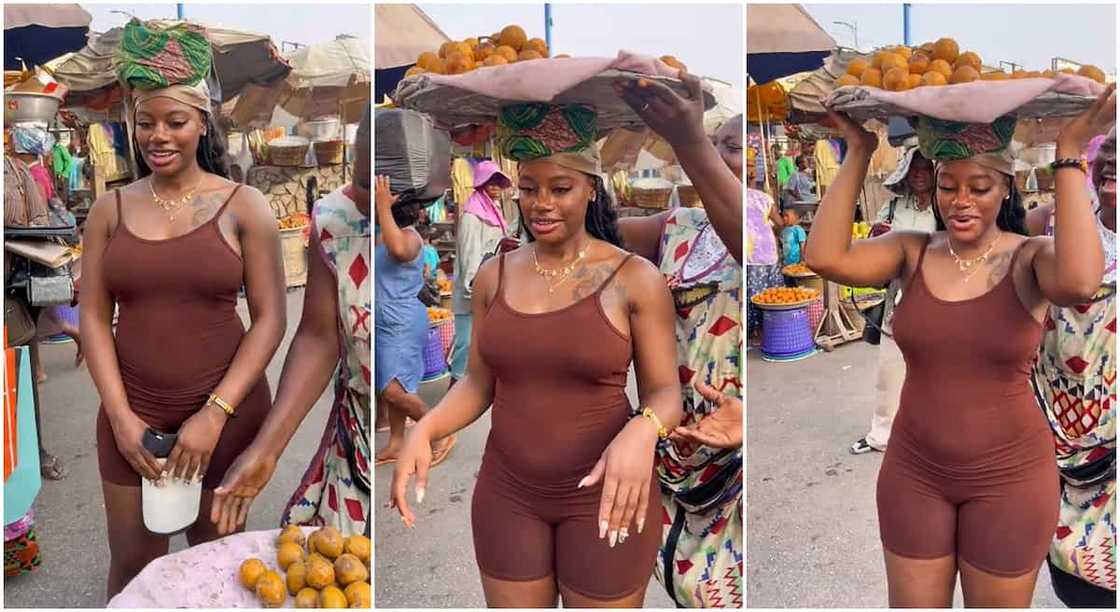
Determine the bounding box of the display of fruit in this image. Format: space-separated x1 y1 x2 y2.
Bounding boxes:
752 287 820 306
319 585 348 609
343 535 371 564
833 38 1107 91
255 570 287 608
334 553 369 586
277 524 307 549
239 558 268 590
428 306 453 323
436 278 453 295
783 263 816 276
407 24 559 77
295 587 320 609
277 541 306 570
278 213 310 230
345 581 372 608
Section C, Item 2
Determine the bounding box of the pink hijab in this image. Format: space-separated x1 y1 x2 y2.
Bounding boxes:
464 160 511 233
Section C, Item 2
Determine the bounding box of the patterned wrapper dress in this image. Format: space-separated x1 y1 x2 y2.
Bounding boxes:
283 187 371 536
653 207 744 607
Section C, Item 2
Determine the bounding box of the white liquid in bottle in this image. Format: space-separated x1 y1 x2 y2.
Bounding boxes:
142 458 201 534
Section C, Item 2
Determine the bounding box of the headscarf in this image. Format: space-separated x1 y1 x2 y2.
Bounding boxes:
463 160 511 233
116 19 213 115
10 123 54 156
497 103 601 175
915 114 1017 163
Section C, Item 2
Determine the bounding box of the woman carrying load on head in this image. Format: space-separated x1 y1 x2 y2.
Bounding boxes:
805 84 1114 607
80 20 285 600
611 71 745 607
1026 128 1117 608
390 100 682 607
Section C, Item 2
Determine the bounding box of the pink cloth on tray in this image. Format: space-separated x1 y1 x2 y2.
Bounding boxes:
830 73 1105 123
108 527 319 609
423 50 680 102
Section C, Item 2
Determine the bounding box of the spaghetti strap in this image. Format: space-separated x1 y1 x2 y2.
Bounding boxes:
211 184 243 221
596 253 636 295
496 252 507 296
115 188 123 218
902 234 933 295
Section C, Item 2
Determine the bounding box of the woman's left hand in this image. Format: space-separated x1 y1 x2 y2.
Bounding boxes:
613 69 707 149
165 404 227 482
375 175 400 216
578 418 659 546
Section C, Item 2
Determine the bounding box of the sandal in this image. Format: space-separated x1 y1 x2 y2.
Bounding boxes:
39 454 67 480
429 434 457 468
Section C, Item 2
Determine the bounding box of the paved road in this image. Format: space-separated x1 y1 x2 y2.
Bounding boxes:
746 342 1064 608
3 290 334 608
373 374 676 609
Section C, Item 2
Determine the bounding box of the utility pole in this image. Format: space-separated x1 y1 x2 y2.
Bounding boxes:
903 4 911 46
544 4 553 52
177 3 184 20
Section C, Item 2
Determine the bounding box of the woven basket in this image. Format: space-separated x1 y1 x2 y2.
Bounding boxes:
313 140 344 166
633 187 672 210
678 185 702 208
279 225 308 287
269 143 309 167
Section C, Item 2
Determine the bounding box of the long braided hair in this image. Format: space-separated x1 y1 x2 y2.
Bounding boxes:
519 174 624 247
134 111 230 179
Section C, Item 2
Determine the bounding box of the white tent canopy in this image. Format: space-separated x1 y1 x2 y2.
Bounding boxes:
374 4 449 69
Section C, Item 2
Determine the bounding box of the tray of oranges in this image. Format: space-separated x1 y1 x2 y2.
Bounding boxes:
751 287 821 310
782 263 818 278
427 306 453 324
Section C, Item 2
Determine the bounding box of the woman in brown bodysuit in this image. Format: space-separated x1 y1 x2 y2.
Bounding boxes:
805 85 1114 607
389 103 682 607
80 38 286 599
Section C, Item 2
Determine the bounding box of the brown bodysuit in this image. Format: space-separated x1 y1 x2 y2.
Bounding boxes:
95 187 272 489
471 252 661 599
881 236 1059 576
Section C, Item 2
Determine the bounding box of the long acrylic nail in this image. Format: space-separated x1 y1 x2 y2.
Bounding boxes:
599 520 608 539
619 528 629 543
577 477 589 489
637 518 645 534
609 530 618 548
416 487 425 505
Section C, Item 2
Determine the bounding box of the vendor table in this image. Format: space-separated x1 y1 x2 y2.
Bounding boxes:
108 526 319 608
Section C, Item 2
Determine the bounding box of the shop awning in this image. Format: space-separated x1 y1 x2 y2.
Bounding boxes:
4 4 91 70
746 4 835 85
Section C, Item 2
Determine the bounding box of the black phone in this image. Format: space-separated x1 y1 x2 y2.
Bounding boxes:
142 428 178 459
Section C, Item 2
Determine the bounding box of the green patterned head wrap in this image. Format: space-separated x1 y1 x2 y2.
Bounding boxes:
116 19 212 91
914 114 1017 163
497 103 600 174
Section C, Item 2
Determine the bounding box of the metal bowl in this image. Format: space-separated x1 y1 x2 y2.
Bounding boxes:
4 92 62 125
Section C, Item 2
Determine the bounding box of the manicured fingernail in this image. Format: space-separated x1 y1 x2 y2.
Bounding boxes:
637 518 645 534
577 477 589 489
609 530 618 547
416 487 425 504
619 529 629 544
599 520 608 539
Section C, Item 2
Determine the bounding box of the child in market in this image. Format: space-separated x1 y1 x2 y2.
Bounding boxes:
781 208 807 266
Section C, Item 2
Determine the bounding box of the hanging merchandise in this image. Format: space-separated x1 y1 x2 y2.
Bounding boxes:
50 142 73 179
87 122 120 177
451 157 474 206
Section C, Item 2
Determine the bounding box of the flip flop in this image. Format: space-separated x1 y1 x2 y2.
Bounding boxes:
373 453 398 466
39 454 67 480
429 434 458 468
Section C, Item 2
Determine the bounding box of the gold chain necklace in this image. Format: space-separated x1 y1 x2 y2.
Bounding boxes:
533 243 589 294
948 232 1001 282
149 177 202 221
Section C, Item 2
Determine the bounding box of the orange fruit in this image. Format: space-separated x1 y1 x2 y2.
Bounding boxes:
953 51 982 72
528 38 550 57
929 59 953 80
1078 65 1106 83
908 73 923 89
981 71 1009 81
345 581 371 608
277 541 306 571
464 37 479 50
319 585 348 609
255 570 287 608
277 524 306 548
883 67 911 91
660 55 686 71
286 560 307 595
908 53 930 74
879 53 907 73
343 535 371 563
334 553 368 586
499 25 528 51
305 553 335 589
847 57 870 77
495 45 518 63
921 71 948 87
919 42 936 56
932 38 960 64
416 51 441 73
517 49 544 62
294 588 319 608
893 46 914 60
860 68 883 88
482 54 508 67
239 558 268 590
949 65 980 85
445 52 476 74
835 74 861 87
438 41 455 58
474 43 496 62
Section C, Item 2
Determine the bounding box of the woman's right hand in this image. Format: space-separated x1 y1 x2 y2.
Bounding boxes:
826 110 878 153
109 411 162 481
390 424 434 528
375 175 400 217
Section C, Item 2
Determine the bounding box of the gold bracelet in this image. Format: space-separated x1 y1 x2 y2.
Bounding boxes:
207 393 236 417
639 406 669 439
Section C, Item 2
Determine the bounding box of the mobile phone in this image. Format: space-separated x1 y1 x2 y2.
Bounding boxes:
142 428 178 459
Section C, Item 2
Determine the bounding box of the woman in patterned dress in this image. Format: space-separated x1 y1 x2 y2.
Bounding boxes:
1027 128 1116 607
615 74 744 607
212 110 373 536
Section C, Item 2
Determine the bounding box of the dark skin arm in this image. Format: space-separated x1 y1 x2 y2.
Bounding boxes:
79 193 162 481
210 229 339 535
375 175 421 263
615 71 743 264
165 186 287 483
